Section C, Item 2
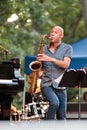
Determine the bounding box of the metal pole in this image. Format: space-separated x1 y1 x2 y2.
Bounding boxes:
78 85 81 119
22 74 26 107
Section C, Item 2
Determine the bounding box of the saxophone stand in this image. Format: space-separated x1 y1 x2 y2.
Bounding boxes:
59 69 86 119
31 94 35 103
31 92 39 103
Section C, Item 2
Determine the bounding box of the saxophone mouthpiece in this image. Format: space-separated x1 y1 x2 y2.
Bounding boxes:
48 35 56 39
44 34 52 39
48 37 51 39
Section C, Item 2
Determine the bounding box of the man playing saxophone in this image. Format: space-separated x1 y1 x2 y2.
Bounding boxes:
37 26 73 120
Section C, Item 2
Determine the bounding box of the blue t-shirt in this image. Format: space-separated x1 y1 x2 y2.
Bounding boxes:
41 42 73 89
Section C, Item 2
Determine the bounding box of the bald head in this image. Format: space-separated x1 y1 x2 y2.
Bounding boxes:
51 26 64 38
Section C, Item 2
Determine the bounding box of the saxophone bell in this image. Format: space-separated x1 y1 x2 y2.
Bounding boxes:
29 60 42 72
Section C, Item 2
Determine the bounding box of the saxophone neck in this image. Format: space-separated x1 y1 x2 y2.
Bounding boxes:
38 34 48 54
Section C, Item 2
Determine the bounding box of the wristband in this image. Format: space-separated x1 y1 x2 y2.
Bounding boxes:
53 58 56 62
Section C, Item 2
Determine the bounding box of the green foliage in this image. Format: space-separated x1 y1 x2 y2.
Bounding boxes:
0 0 87 108
0 0 85 57
67 88 79 102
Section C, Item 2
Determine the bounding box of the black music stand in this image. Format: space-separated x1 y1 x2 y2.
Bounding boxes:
59 69 85 87
59 69 86 119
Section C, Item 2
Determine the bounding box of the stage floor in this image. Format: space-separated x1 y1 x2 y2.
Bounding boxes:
0 120 87 130
66 112 87 119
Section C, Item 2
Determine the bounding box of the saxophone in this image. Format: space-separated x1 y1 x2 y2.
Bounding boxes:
29 34 48 94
